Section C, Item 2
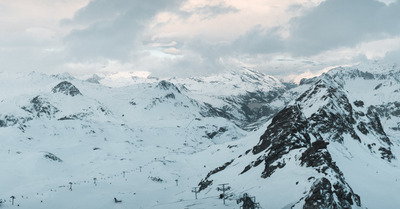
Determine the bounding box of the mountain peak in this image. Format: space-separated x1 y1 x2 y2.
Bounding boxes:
52 81 82 96
156 80 181 93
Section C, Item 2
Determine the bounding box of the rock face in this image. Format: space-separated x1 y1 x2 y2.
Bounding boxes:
22 96 59 119
173 69 294 131
218 89 285 130
199 64 400 208
52 81 82 96
249 105 310 178
44 152 63 162
302 177 361 209
156 80 181 93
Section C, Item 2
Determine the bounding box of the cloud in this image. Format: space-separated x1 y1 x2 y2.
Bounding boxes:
383 47 400 63
193 2 239 19
231 25 285 54
2 0 400 81
212 0 400 80
63 0 184 61
233 0 400 57
287 0 400 55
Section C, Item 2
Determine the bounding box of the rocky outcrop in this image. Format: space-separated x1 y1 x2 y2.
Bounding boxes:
300 177 361 209
198 159 234 191
22 96 59 119
44 152 63 162
200 73 385 208
156 80 181 93
52 81 82 96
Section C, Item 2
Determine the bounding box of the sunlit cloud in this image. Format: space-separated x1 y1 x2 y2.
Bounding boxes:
0 0 400 81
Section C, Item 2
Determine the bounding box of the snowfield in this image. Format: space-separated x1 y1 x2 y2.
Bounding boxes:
1 62 400 208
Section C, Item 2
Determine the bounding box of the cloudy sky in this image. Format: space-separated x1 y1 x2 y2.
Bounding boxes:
1 0 399 81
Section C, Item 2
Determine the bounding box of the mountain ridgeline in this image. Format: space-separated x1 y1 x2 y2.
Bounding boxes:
199 63 400 209
0 63 399 209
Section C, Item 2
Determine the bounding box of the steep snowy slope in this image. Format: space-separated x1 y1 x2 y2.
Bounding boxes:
199 62 400 209
2 63 399 209
171 69 290 130
79 69 291 132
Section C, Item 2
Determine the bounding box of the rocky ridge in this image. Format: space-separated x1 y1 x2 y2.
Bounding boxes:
199 63 400 209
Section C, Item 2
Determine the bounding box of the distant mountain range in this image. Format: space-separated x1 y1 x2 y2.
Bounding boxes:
0 61 399 208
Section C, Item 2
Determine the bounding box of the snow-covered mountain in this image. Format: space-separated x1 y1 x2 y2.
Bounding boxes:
200 62 400 209
0 69 289 208
171 69 290 130
1 63 400 209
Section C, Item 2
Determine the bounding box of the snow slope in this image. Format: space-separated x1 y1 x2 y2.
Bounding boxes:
200 62 400 209
0 69 285 208
1 62 400 209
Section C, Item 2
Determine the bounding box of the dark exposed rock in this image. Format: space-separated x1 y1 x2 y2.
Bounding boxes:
44 152 62 162
198 179 212 192
357 71 374 80
199 68 400 208
22 96 59 119
303 178 335 209
58 113 89 121
300 141 341 175
97 106 111 115
156 80 181 93
296 80 327 103
201 89 286 131
52 81 82 96
366 107 392 145
374 83 383 90
129 99 137 105
241 105 310 178
303 80 359 143
0 115 30 127
303 178 361 209
206 127 227 139
165 93 175 99
198 159 234 191
148 176 163 182
367 102 400 118
379 147 395 162
353 100 364 107
357 122 369 135
253 105 310 155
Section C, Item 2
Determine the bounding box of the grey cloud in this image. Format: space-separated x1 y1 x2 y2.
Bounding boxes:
131 37 232 78
61 0 129 26
195 3 239 19
174 2 239 21
63 0 184 61
64 14 142 60
231 25 285 54
233 0 400 56
383 47 400 62
216 0 400 79
288 0 389 55
58 0 400 79
155 39 227 77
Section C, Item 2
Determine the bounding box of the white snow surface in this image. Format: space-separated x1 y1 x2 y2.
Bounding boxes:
0 69 280 209
1 63 400 209
189 62 400 209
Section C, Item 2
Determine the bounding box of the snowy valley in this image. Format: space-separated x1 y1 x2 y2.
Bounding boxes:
1 63 400 209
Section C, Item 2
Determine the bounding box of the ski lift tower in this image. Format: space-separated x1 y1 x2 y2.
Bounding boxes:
217 183 231 205
237 193 262 209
